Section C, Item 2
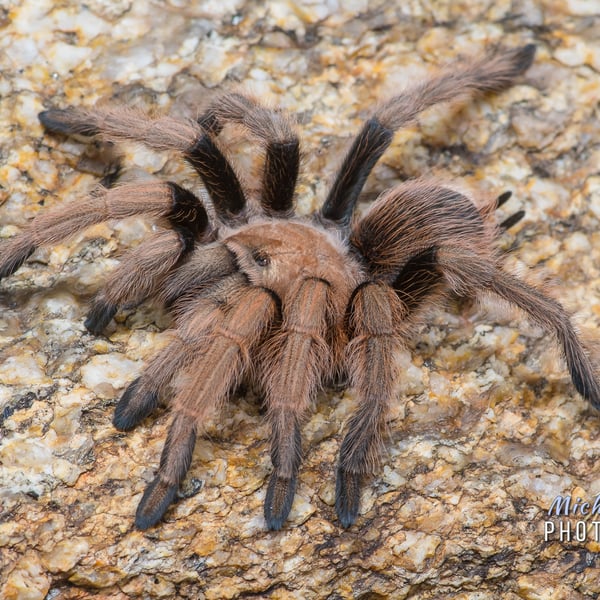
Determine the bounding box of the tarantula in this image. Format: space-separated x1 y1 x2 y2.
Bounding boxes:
1 44 598 531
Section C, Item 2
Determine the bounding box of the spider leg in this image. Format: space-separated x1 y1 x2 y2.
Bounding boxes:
0 181 214 334
114 374 159 432
90 239 238 333
204 93 300 216
262 277 331 530
159 244 236 308
499 209 525 231
337 243 451 526
496 190 512 208
391 246 445 311
39 107 247 221
114 273 244 431
494 190 525 231
336 282 405 527
490 270 600 407
39 106 205 152
349 180 489 284
85 229 185 333
134 284 279 529
87 183 210 332
437 247 600 408
135 412 197 530
0 181 206 282
320 44 536 225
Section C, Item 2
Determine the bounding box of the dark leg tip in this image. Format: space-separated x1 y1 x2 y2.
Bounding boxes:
99 163 123 189
499 209 525 231
38 109 61 130
570 365 600 411
135 477 178 530
335 469 362 528
264 474 297 531
113 377 158 431
84 299 118 334
39 108 99 136
0 244 35 281
517 44 537 72
495 190 512 208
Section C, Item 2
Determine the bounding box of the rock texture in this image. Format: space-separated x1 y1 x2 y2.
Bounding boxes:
1 1 600 598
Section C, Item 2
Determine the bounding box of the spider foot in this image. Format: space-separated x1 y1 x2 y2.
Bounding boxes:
113 377 158 431
39 108 99 137
335 469 362 528
500 210 525 231
0 242 35 282
135 476 178 530
264 473 297 530
570 360 600 411
84 300 118 334
511 43 537 74
495 190 512 208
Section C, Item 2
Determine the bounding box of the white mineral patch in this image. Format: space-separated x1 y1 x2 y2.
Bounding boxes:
79 353 140 396
0 354 49 385
50 8 110 39
392 531 441 571
41 537 90 573
0 431 83 495
3 37 39 67
46 42 93 77
560 0 600 17
287 493 316 526
2 553 50 600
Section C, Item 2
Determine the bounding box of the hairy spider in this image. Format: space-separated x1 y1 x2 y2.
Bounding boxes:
2 44 598 531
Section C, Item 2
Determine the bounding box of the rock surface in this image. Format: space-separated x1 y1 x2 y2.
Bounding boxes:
1 1 600 598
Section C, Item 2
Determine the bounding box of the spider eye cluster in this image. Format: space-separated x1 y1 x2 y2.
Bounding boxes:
252 250 270 267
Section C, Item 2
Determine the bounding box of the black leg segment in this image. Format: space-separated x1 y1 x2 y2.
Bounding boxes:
335 468 362 528
84 301 118 335
135 414 197 529
0 243 35 281
320 117 394 226
392 246 443 312
264 420 302 530
38 108 100 137
262 140 300 215
499 209 525 231
496 190 512 208
113 377 160 431
166 182 211 248
184 136 246 220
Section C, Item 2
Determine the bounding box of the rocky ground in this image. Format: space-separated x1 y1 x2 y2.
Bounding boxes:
1 1 600 598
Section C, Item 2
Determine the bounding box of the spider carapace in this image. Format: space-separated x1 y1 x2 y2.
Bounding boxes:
2 44 598 530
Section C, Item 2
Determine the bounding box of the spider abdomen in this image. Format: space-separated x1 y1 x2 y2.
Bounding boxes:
350 181 493 284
